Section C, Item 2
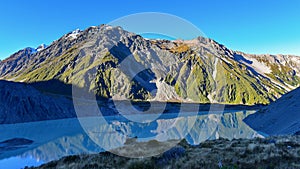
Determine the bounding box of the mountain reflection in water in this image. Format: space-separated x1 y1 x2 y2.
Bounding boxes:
0 110 261 168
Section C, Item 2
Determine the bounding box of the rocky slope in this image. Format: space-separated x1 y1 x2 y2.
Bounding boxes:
0 80 75 124
244 87 300 135
0 25 299 105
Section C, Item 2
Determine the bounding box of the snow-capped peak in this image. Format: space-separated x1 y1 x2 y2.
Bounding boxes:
36 44 48 52
67 29 81 39
28 44 48 54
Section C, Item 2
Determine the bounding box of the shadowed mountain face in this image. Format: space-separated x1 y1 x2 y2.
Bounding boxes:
0 78 261 124
0 80 76 124
0 25 299 105
244 87 300 135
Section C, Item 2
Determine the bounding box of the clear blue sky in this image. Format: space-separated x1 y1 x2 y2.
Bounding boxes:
0 0 299 59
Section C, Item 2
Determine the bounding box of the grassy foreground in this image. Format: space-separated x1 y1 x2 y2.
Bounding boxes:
27 135 300 169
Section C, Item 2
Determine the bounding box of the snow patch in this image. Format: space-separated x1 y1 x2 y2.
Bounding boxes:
67 29 81 39
239 55 272 74
104 25 113 30
36 44 47 52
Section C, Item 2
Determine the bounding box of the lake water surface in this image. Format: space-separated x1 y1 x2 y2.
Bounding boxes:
0 110 261 169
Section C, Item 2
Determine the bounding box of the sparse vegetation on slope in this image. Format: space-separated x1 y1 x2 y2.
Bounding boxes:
0 25 299 105
29 135 300 169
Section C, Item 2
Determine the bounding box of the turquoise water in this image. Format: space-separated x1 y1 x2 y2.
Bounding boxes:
0 110 260 169
0 157 44 169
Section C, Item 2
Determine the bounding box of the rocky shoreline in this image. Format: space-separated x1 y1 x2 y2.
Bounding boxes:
28 135 300 169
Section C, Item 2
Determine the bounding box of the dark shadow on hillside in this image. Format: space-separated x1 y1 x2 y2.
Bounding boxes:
20 79 271 114
29 79 74 96
0 79 267 124
233 54 253 64
233 54 275 84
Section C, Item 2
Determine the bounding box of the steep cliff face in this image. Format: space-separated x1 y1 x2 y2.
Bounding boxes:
0 80 75 124
0 25 299 105
244 87 300 135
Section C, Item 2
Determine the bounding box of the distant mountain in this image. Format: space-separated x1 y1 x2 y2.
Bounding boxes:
244 87 300 135
0 80 75 124
0 25 299 105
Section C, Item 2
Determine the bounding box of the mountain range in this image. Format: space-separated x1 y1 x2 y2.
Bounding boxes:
1 25 299 106
0 24 300 124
